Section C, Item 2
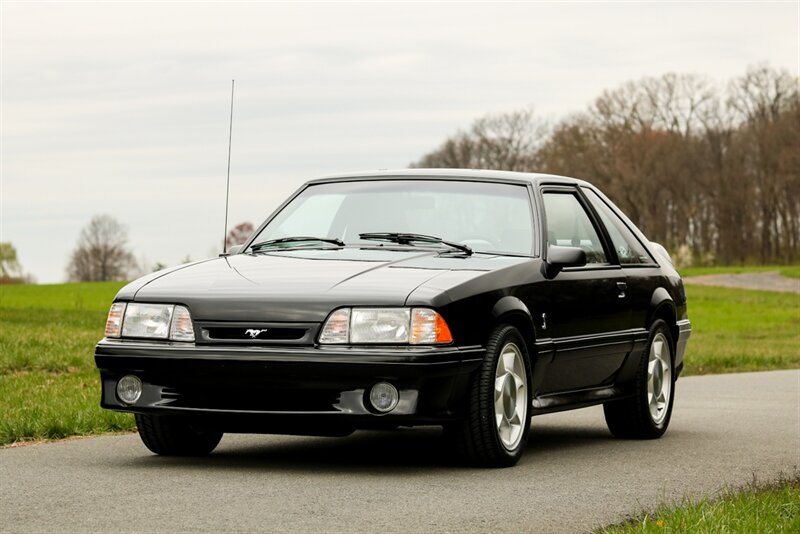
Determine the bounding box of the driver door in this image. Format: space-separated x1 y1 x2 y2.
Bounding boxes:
538 187 632 394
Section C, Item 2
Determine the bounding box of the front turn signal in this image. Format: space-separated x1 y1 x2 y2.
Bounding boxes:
410 308 453 344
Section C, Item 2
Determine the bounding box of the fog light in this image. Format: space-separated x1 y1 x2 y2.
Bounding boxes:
369 382 399 413
116 375 142 405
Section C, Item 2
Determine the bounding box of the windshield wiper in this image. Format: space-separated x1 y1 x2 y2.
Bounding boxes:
358 232 472 255
250 236 345 252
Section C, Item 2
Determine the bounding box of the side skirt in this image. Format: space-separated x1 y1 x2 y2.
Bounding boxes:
530 385 634 416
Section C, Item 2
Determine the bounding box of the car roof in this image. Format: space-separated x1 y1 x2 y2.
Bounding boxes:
307 168 593 188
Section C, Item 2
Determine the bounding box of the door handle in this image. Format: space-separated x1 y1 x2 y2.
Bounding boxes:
617 281 627 299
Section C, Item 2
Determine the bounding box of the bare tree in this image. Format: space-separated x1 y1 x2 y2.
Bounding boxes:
0 242 28 284
226 222 255 249
412 108 548 171
66 215 136 282
0 242 21 278
726 65 799 263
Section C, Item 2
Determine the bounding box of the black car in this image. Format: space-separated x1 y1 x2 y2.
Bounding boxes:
96 169 691 467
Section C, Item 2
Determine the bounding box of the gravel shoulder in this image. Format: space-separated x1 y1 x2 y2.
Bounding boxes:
1 370 798 533
684 271 800 293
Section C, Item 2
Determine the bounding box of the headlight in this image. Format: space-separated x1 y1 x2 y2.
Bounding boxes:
319 307 453 345
351 308 410 343
106 302 195 342
122 303 173 339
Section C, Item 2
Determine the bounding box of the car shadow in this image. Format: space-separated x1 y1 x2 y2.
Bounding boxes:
111 422 616 474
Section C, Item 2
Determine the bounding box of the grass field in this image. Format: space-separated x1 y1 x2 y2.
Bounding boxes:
683 284 800 375
0 282 134 446
599 476 800 533
0 270 798 446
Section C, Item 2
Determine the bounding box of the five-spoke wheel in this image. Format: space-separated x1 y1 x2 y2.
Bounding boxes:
647 332 672 425
494 342 528 451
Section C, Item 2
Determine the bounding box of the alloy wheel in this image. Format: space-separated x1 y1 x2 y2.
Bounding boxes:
494 342 528 450
647 332 672 425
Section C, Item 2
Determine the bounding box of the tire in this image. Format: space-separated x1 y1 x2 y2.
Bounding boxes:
448 325 532 467
135 414 223 456
604 319 675 439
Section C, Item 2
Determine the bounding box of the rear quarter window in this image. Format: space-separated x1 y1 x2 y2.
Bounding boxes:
582 187 654 264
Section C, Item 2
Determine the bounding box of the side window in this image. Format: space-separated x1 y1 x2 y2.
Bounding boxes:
582 188 653 264
542 192 607 264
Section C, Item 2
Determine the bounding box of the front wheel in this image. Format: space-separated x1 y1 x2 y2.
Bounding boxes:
135 414 223 456
448 325 532 467
604 319 675 439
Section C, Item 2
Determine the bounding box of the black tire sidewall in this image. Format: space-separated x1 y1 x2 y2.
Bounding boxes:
135 413 222 456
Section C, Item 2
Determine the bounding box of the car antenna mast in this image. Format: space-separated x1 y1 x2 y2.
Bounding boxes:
222 79 235 255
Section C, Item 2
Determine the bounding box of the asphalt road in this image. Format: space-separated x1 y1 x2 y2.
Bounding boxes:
684 271 800 293
2 370 798 533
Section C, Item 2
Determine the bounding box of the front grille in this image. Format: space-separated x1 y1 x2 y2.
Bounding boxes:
205 327 306 341
196 321 319 345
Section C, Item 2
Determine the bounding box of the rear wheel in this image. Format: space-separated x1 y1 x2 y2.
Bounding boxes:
604 319 675 439
135 414 222 456
448 325 532 467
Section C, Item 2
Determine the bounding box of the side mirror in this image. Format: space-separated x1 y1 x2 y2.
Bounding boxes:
542 245 587 279
219 244 243 257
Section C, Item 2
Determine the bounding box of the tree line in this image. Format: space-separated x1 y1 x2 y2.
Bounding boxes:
412 64 799 265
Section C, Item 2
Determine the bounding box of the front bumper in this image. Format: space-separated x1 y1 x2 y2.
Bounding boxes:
95 340 485 430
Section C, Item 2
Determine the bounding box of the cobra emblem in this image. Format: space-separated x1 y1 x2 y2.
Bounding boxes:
245 328 268 338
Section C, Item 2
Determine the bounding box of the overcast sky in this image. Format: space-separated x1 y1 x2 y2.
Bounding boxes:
2 1 797 283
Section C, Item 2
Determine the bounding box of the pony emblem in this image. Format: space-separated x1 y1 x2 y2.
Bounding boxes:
245 329 268 338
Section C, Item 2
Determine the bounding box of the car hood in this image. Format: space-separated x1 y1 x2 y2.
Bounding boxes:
122 248 529 322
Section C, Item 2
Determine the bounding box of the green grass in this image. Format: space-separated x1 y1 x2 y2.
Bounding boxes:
0 281 128 310
683 285 800 375
0 276 798 445
780 265 800 279
680 264 800 279
0 281 132 445
599 477 800 533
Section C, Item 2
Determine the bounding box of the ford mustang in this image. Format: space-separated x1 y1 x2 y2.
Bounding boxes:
96 169 691 467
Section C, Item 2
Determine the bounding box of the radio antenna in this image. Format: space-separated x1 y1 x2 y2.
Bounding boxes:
222 79 235 254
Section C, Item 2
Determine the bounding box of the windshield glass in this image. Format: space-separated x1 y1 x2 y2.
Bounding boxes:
251 180 534 255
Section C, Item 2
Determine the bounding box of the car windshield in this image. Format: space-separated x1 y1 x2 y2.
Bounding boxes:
251 180 534 255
